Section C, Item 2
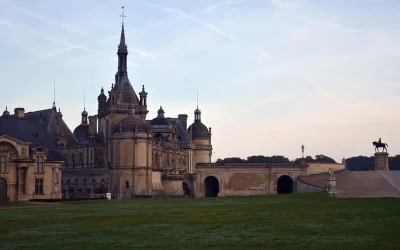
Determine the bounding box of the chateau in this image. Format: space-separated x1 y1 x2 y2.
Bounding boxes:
1 16 351 202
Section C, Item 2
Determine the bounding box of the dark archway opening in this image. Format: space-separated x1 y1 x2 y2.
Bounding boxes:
0 177 8 203
277 175 293 194
204 176 219 197
182 182 190 196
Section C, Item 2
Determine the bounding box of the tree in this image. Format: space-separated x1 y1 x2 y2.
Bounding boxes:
314 154 337 163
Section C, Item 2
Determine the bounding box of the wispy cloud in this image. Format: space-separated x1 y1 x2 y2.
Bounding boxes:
138 0 239 41
149 0 247 27
10 3 160 59
139 0 273 59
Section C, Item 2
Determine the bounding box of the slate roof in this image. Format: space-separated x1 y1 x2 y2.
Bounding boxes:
114 73 140 105
188 121 210 139
25 108 78 146
0 116 64 161
148 116 189 144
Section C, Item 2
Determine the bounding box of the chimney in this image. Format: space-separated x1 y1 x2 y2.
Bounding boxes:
88 116 98 135
14 108 25 118
178 114 188 130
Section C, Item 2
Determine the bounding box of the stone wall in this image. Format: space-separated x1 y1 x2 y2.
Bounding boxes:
307 162 346 175
297 177 325 193
195 163 308 197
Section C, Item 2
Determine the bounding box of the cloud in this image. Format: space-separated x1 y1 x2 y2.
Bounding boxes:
10 4 159 59
138 0 239 41
139 0 273 60
148 0 248 28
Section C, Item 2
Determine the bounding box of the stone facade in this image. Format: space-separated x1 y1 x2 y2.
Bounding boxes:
195 163 309 197
18 22 212 198
0 112 63 202
307 162 346 175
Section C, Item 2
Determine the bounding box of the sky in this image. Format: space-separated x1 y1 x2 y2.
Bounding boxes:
0 0 400 162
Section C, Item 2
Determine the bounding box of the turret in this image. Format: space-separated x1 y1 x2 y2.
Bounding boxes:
97 87 107 117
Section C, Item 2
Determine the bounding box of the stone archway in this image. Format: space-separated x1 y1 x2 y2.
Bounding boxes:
204 176 219 197
0 177 8 203
277 175 293 194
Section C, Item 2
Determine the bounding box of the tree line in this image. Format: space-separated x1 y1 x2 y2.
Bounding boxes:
215 154 400 171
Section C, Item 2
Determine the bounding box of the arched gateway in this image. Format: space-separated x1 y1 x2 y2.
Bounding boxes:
0 177 8 203
204 176 219 197
277 175 293 194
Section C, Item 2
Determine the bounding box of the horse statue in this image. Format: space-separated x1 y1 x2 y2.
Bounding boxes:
372 138 388 152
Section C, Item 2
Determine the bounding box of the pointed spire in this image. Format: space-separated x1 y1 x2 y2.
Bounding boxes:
119 6 126 48
194 88 201 122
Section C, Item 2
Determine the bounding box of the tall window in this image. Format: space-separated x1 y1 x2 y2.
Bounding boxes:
79 152 84 166
35 179 44 194
71 153 76 167
126 181 129 189
0 155 6 173
90 150 93 167
36 156 44 173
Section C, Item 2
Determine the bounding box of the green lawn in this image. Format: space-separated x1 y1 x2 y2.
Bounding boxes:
1 193 400 250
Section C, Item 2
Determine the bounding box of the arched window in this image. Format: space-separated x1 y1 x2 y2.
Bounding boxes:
67 179 71 184
84 178 87 183
92 179 96 184
126 181 129 189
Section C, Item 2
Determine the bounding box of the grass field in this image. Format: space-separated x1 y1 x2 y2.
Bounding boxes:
1 193 400 250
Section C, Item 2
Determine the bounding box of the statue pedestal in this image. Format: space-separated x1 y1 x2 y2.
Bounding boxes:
374 152 389 170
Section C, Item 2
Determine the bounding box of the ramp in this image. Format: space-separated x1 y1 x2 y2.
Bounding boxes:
336 171 400 198
299 170 400 198
378 170 400 192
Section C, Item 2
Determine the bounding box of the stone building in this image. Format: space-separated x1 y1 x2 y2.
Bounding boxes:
19 22 213 198
0 108 63 202
0 14 348 201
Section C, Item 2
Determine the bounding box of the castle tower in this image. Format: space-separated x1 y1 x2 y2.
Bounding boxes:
188 105 212 171
98 7 153 196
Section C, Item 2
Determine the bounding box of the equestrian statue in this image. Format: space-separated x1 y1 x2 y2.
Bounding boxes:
372 138 388 152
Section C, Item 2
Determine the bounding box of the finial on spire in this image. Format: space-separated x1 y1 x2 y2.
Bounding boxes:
120 6 126 25
196 88 199 109
52 79 56 108
5 106 7 111
84 90 86 111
